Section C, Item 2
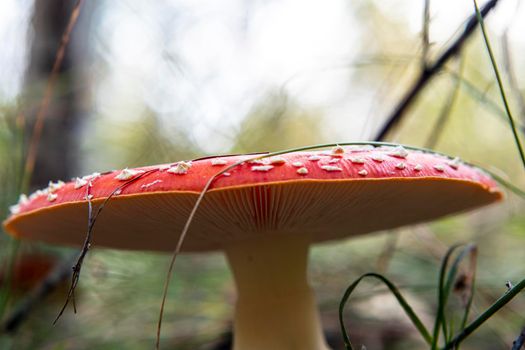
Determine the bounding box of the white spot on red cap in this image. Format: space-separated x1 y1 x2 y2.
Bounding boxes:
223 172 231 177
329 158 340 163
269 157 286 165
141 180 163 189
320 165 342 172
389 145 409 158
47 181 65 193
29 189 46 200
371 154 385 163
331 145 345 156
251 165 274 172
9 204 20 215
248 159 266 165
18 194 28 205
115 168 145 180
308 155 321 161
292 161 304 167
358 169 368 176
434 164 445 172
447 157 461 170
47 193 58 202
350 157 366 164
74 177 88 189
10 195 29 215
211 159 227 166
167 161 192 175
414 164 423 171
83 172 101 181
297 167 309 175
395 162 406 170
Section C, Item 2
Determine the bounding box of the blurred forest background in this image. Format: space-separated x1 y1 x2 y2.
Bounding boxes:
1 0 525 349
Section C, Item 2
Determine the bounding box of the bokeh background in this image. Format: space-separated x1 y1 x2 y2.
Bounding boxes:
1 0 525 349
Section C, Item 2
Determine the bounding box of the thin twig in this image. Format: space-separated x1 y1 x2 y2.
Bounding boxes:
53 179 95 323
445 68 525 133
502 32 525 124
22 0 84 189
512 326 525 350
422 0 431 70
53 169 159 324
374 0 500 141
155 159 249 349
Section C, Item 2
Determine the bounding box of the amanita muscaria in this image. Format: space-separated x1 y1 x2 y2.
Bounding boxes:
3 145 502 350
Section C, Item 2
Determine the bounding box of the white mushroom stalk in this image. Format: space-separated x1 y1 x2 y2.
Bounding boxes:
225 234 330 350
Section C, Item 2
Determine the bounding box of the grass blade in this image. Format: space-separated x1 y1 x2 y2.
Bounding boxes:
458 247 478 333
445 245 478 347
473 0 525 170
264 141 525 200
339 272 432 350
432 243 464 349
446 69 525 134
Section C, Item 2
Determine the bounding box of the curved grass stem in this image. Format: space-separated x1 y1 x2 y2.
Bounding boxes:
473 0 525 171
339 273 432 350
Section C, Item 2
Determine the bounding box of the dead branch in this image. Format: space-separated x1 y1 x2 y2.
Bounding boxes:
374 0 500 142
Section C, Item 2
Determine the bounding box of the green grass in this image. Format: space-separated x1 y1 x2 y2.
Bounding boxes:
339 244 525 350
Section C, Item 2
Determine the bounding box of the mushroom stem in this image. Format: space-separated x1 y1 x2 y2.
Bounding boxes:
225 234 330 350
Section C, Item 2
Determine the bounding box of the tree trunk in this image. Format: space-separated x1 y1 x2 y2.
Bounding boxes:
24 0 89 189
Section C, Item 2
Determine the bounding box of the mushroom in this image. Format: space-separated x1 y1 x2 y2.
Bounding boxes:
3 145 502 350
0 251 58 293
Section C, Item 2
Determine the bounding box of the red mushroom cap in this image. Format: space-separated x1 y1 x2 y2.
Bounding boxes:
0 252 57 292
3 146 502 252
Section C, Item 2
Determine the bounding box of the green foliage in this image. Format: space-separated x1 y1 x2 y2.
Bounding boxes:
0 103 25 324
339 244 525 350
84 109 199 170
232 92 326 153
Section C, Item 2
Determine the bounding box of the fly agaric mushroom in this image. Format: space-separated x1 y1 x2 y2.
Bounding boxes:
0 252 58 293
3 145 502 350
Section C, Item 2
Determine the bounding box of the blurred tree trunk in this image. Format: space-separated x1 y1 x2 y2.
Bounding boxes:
23 0 90 189
1 1 94 334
